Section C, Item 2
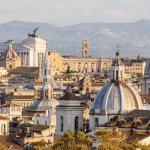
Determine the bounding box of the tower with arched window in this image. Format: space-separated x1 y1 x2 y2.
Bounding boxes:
56 90 84 135
82 39 89 58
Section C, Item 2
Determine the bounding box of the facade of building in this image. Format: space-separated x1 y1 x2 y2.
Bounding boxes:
125 61 146 75
0 102 22 120
56 90 84 135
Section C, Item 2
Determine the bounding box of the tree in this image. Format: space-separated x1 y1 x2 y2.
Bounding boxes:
52 131 92 150
0 143 7 150
32 140 52 150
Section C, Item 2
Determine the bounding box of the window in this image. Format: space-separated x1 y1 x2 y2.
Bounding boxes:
44 69 47 76
37 120 39 125
45 120 47 125
1 124 6 135
95 118 98 127
116 71 118 80
9 64 12 69
60 116 63 132
74 116 79 131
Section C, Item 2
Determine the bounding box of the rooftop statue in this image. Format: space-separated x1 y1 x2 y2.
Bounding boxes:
28 28 39 38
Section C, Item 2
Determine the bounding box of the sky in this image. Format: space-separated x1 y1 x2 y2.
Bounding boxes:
0 0 150 26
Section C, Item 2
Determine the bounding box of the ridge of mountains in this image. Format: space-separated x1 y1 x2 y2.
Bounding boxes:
0 20 150 57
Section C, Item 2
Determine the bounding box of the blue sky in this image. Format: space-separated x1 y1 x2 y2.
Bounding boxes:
0 0 149 26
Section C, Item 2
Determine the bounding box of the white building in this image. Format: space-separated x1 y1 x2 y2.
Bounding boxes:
0 31 47 67
56 90 84 135
0 102 22 120
0 67 8 77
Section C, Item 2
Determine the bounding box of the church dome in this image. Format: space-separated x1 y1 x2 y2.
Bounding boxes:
144 59 150 76
27 99 59 112
1 43 19 59
90 48 143 116
90 82 143 115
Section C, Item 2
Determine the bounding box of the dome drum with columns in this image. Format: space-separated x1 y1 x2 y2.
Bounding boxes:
89 48 143 129
144 59 150 77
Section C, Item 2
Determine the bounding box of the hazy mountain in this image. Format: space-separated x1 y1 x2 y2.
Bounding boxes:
0 20 150 57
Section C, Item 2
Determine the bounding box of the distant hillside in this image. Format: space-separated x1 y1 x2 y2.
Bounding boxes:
0 20 150 57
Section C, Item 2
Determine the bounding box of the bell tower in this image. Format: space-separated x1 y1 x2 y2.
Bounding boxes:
110 45 125 82
82 38 89 58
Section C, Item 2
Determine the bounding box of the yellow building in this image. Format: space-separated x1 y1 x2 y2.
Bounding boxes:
125 61 146 76
0 41 21 70
48 51 64 75
48 39 112 75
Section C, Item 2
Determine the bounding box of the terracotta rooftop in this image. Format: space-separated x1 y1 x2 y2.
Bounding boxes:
140 94 150 104
0 102 21 108
125 134 149 142
59 90 81 100
0 135 22 150
0 115 9 120
9 67 38 74
29 125 49 132
127 110 150 118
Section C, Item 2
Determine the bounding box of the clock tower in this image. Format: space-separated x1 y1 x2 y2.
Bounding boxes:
82 38 89 58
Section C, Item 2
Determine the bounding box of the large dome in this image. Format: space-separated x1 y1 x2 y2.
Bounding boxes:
144 59 150 76
90 82 143 115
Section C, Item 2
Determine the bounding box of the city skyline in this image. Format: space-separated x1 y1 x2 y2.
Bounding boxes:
0 0 150 26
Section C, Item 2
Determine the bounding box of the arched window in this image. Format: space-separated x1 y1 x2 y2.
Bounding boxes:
44 69 47 76
113 71 115 80
37 120 39 125
74 116 79 131
1 124 6 135
9 64 12 69
60 116 63 132
116 71 118 80
95 118 98 127
45 120 47 125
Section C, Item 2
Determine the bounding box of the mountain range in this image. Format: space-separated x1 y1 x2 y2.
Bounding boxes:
0 20 150 57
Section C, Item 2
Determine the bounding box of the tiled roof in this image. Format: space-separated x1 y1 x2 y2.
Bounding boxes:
140 94 150 104
13 95 34 99
9 67 38 74
126 134 149 142
29 125 49 132
128 110 150 118
0 115 9 120
59 91 81 100
0 102 21 108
